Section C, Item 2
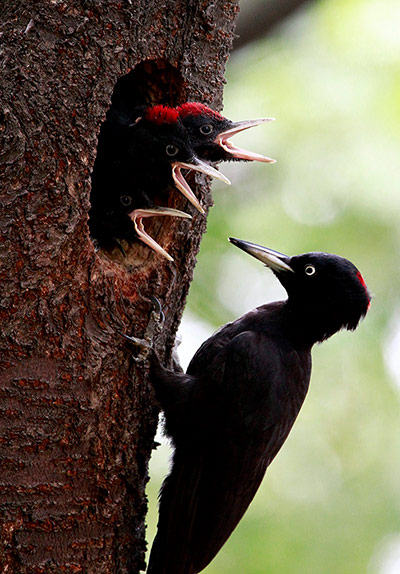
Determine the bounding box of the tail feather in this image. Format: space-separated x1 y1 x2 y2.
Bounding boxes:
147 448 267 574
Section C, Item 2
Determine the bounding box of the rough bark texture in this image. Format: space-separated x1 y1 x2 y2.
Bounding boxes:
0 2 239 573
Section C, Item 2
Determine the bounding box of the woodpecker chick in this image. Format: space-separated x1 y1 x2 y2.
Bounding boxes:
177 102 276 164
147 238 370 574
134 106 230 213
89 189 191 261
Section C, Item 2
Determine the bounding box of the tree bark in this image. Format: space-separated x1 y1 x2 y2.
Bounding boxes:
0 2 239 572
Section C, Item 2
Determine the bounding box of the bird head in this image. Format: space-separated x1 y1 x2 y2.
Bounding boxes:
177 102 275 164
131 105 230 213
229 237 371 343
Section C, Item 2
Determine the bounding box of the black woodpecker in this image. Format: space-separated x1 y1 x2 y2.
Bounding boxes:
147 237 371 573
177 102 275 164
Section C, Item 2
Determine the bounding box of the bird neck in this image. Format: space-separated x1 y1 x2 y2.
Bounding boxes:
282 300 342 347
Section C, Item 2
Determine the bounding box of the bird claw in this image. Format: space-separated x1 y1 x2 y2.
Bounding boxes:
122 297 165 362
123 333 152 363
149 296 165 326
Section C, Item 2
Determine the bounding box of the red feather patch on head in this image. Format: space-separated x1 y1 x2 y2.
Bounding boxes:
145 105 179 125
357 271 371 309
177 102 224 120
356 271 367 290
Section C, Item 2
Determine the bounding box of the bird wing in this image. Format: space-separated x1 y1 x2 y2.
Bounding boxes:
148 331 309 574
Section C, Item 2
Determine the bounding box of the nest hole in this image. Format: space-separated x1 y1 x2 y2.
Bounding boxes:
89 60 187 263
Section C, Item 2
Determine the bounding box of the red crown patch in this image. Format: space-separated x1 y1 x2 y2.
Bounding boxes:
145 105 180 125
356 270 371 309
177 102 224 120
356 271 367 291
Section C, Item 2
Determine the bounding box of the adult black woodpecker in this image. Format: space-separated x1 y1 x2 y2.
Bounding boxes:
177 102 276 164
146 238 371 574
89 105 229 257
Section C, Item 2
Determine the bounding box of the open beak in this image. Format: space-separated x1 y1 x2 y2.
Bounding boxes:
172 158 231 214
229 237 294 273
130 207 191 261
216 118 276 163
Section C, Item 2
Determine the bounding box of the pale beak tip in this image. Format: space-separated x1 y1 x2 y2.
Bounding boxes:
219 174 231 186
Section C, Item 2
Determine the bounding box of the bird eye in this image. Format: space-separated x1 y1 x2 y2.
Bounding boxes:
200 124 213 135
166 144 179 157
120 195 132 207
305 265 316 276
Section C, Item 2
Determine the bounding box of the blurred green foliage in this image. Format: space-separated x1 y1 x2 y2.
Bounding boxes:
146 0 400 572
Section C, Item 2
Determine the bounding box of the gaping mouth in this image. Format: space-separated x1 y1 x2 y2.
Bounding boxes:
172 158 231 214
216 118 276 163
130 207 192 261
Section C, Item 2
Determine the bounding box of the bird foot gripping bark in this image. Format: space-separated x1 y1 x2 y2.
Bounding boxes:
123 297 165 362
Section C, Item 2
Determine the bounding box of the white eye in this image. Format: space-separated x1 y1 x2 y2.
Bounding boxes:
305 264 316 276
166 144 179 157
200 124 213 135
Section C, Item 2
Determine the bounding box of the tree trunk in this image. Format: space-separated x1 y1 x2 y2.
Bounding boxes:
0 2 239 572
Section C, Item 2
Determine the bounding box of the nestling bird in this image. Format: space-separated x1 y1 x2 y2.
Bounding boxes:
88 190 191 261
89 104 229 257
147 238 371 574
177 102 276 164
